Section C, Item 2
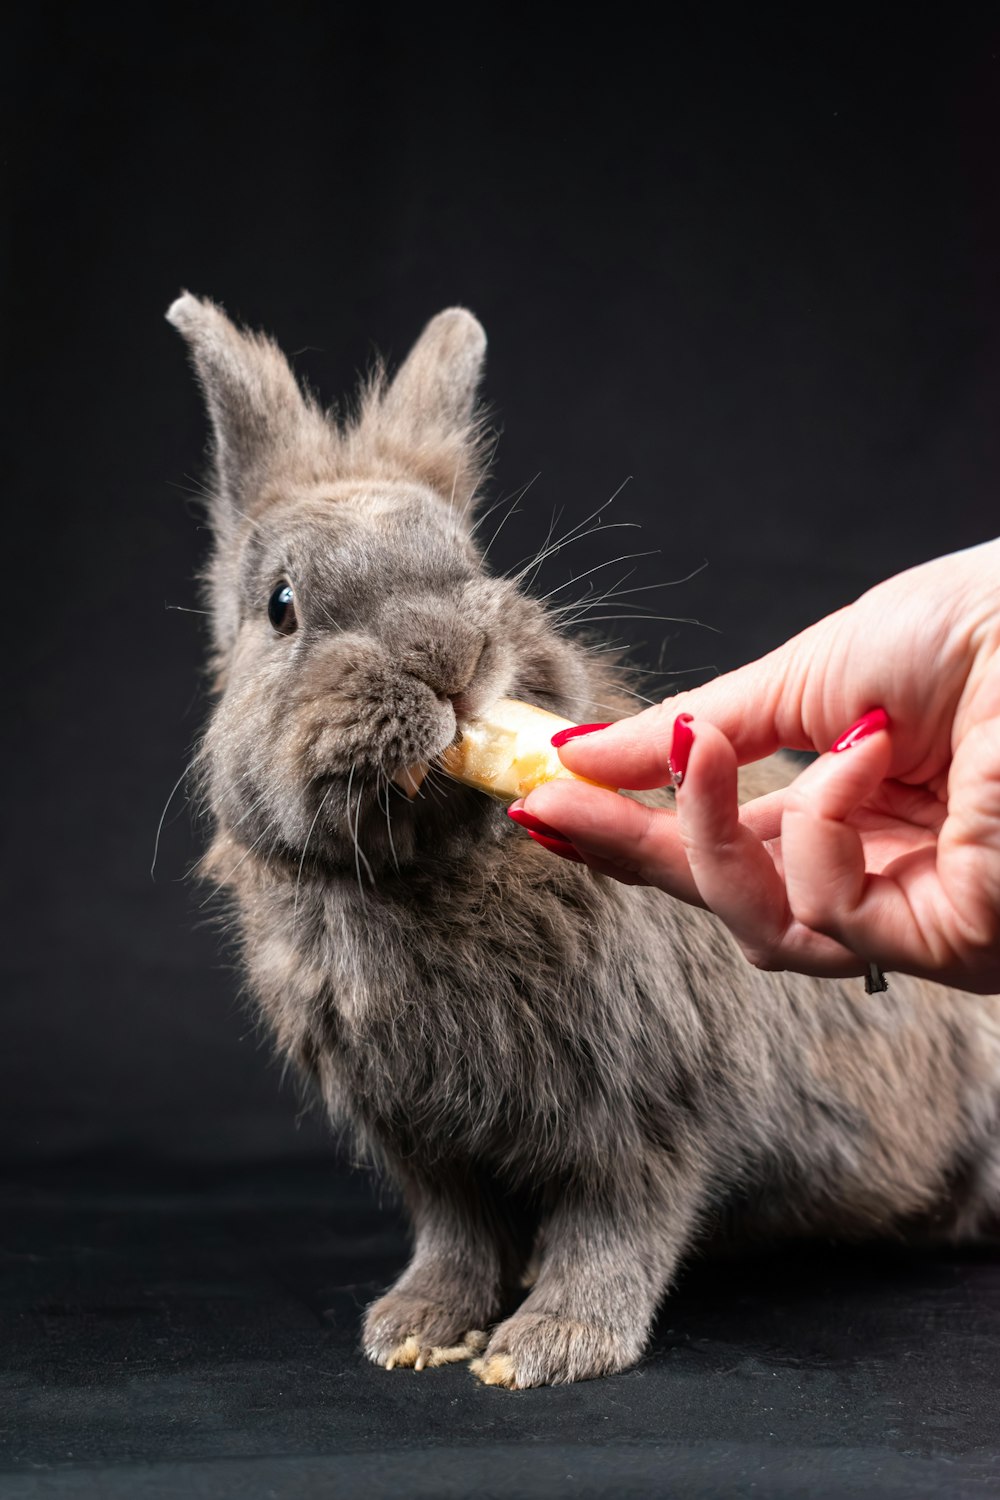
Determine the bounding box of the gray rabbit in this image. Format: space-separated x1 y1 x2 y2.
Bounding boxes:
168 295 1000 1388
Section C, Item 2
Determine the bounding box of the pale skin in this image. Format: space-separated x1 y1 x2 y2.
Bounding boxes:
518 539 1000 995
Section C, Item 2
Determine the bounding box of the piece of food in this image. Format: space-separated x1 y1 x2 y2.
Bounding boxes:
439 697 616 801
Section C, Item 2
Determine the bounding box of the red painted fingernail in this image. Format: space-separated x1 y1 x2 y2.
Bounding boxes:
830 707 890 753
668 713 694 787
550 722 611 748
525 829 587 863
508 806 569 840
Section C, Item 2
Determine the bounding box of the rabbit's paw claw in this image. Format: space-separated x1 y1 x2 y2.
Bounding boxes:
470 1353 518 1387
423 1330 488 1368
365 1285 492 1370
383 1334 420 1371
380 1329 488 1371
472 1310 639 1388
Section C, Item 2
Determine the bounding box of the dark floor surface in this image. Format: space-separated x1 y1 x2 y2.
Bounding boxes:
3 1160 998 1499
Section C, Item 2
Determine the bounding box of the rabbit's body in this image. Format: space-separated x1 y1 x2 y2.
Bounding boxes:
171 296 1000 1387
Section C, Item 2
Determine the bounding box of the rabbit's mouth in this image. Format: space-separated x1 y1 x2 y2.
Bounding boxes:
286 716 501 876
388 697 482 799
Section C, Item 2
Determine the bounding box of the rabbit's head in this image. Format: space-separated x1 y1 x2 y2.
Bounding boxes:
168 296 595 873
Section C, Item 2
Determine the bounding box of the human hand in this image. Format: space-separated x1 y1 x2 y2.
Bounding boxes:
515 540 1000 994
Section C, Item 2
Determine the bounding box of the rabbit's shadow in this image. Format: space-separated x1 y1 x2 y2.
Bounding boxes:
644 1237 997 1373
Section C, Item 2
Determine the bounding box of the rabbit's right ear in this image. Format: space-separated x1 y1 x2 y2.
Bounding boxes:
166 293 334 526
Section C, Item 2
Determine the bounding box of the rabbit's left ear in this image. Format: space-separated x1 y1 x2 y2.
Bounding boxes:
348 307 489 512
381 308 487 434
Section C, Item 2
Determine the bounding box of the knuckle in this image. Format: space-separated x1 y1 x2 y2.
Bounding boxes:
631 807 674 860
741 944 784 973
652 698 684 726
679 827 742 864
785 877 843 937
952 903 1000 955
787 893 840 938
781 784 814 823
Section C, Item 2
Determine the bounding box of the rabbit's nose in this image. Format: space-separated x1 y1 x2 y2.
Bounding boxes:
402 627 487 704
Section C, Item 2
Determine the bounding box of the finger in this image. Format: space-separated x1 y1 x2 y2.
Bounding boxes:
673 719 797 963
518 780 704 902
518 778 791 889
772 709 1000 988
527 727 870 977
553 624 834 789
549 700 687 792
679 720 881 977
735 786 789 844
518 778 789 893
780 717 895 951
524 747 791 882
552 683 782 791
931 701 1000 966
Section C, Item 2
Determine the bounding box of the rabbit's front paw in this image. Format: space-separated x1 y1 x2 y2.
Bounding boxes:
471 1310 641 1389
364 1288 489 1372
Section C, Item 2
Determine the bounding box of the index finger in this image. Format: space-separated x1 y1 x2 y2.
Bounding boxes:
557 645 804 789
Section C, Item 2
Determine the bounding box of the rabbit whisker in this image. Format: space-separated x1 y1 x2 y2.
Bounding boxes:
564 610 720 631
151 755 201 879
548 572 707 618
547 558 711 640
309 597 343 634
535 551 661 607
346 765 375 897
516 502 564 596
506 478 633 584
479 474 541 564
420 765 450 808
377 770 400 875
470 473 539 548
545 574 636 615
656 664 720 677
230 787 273 834
294 781 336 928
508 520 641 590
466 489 513 542
575 638 637 657
228 502 267 534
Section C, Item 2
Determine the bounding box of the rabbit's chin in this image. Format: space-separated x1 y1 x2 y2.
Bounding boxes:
277 766 500 879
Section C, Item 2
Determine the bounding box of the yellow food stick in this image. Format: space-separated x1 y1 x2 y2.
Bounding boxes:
440 698 617 801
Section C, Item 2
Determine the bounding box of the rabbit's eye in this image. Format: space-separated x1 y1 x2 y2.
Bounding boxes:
268 582 297 635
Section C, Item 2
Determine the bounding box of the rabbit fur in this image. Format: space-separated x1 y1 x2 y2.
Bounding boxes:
168 294 1000 1388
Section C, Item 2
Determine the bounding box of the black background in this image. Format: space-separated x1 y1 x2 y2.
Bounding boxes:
5 8 1000 1491
8 6 1000 1166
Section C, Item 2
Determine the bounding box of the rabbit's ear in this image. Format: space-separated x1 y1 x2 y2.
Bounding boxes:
382 308 487 433
348 308 488 510
166 293 333 517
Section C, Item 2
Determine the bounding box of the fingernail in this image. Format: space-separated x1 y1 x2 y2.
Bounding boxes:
525 829 587 863
830 708 890 753
508 806 570 840
668 713 694 788
550 722 611 749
